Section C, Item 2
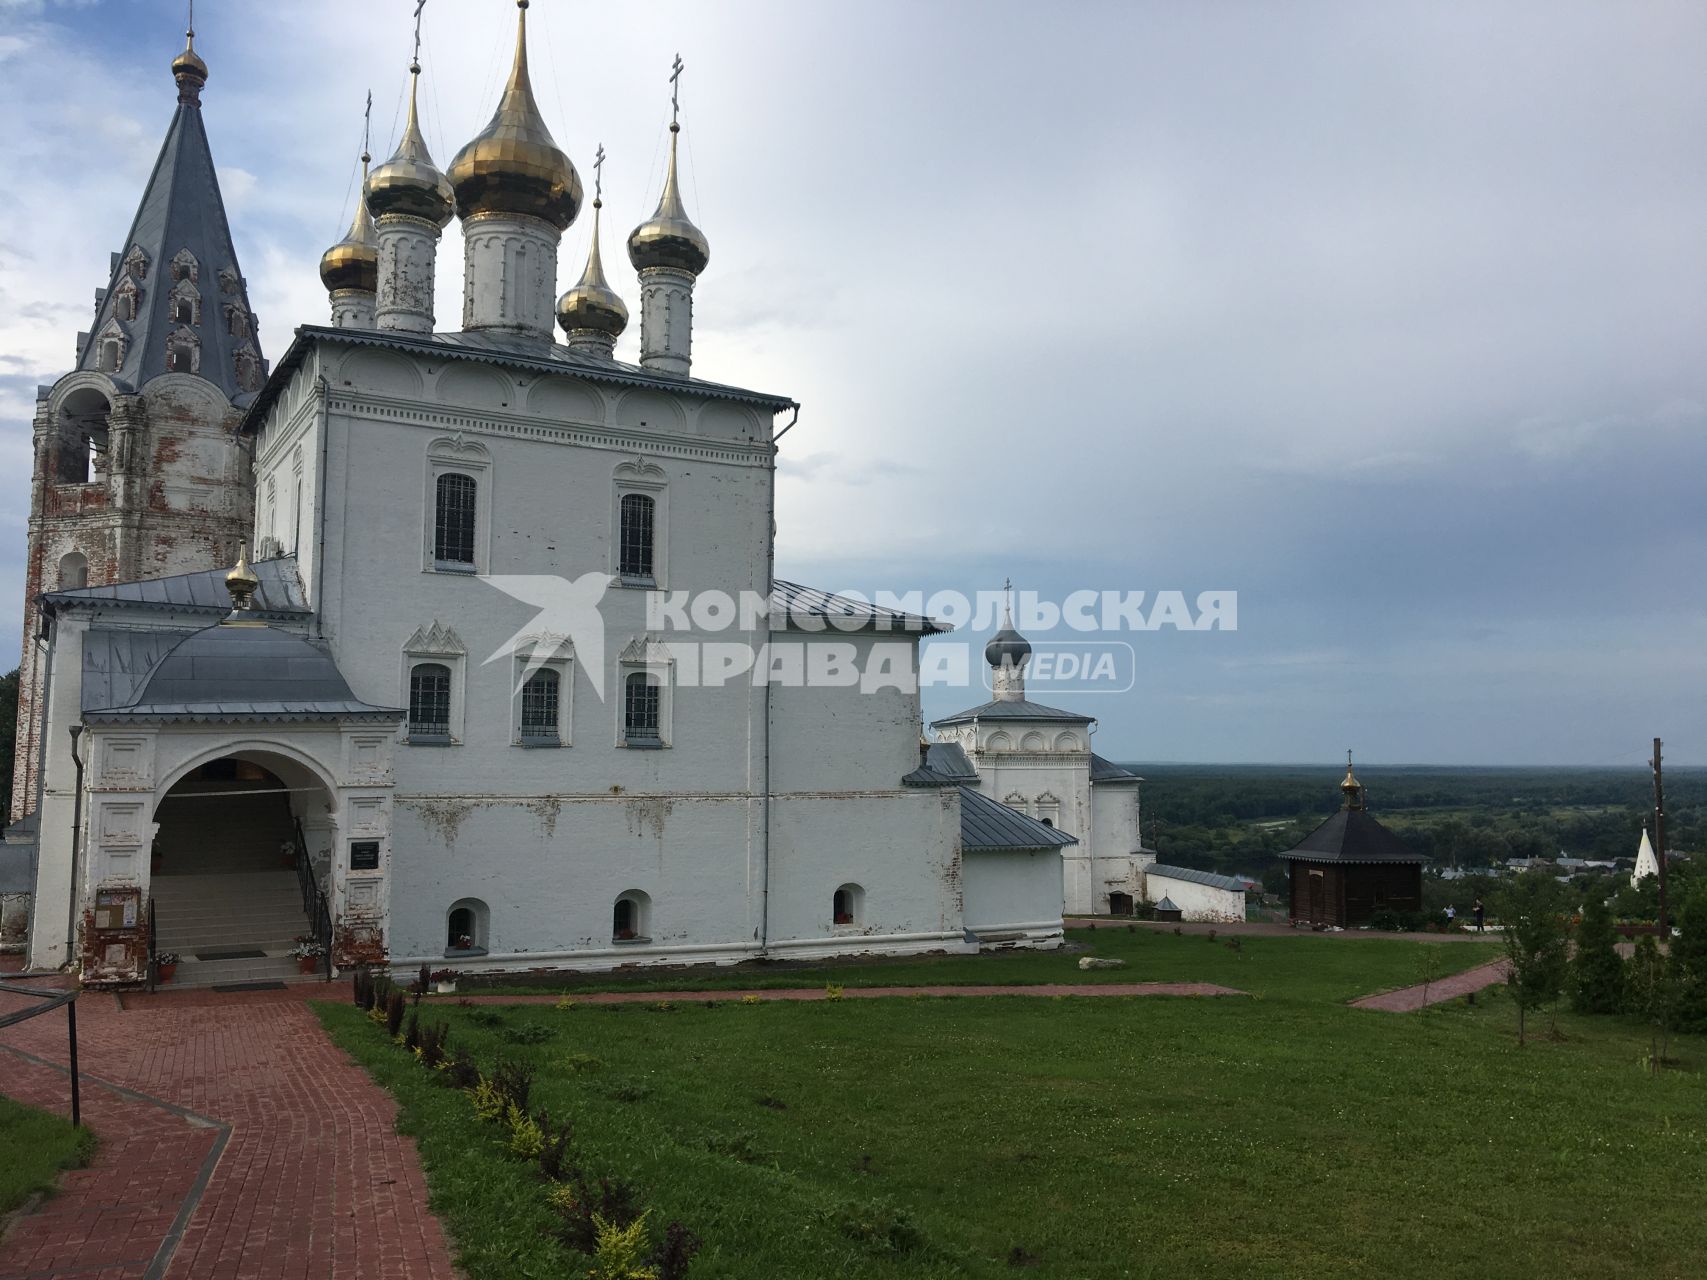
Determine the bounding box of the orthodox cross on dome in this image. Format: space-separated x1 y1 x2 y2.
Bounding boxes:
593 143 606 204
412 0 427 69
670 53 685 127
363 89 373 163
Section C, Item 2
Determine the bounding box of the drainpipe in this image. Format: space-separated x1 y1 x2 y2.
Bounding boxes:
65 724 85 968
311 375 330 634
758 404 800 955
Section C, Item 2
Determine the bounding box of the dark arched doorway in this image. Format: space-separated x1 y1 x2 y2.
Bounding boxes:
150 755 326 985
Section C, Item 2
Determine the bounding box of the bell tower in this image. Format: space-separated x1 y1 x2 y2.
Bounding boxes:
9 22 261 822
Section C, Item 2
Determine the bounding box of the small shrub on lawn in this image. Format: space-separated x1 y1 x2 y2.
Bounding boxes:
556 996 577 1011
404 1011 421 1053
466 1007 504 1028
824 982 845 1001
537 1113 577 1182
651 1221 702 1280
492 1057 536 1113
384 989 407 1038
502 1021 555 1045
444 1046 481 1090
507 1104 545 1160
468 1075 508 1123
352 966 374 1010
587 1212 656 1280
549 1172 645 1253
561 1051 604 1073
818 1195 924 1256
741 994 761 1006
417 1020 450 1070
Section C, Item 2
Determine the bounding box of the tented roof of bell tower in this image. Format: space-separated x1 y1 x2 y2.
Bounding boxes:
73 48 262 403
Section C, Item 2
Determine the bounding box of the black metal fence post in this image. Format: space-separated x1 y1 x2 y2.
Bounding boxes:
66 999 81 1127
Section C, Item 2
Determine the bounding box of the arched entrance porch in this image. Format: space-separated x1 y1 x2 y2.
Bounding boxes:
149 748 335 986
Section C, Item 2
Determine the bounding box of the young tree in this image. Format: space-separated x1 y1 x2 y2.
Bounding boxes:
1670 884 1707 1034
1625 934 1683 1074
1568 897 1625 1015
1499 877 1570 1046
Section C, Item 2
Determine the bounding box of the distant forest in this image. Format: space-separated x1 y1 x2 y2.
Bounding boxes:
1122 764 1705 883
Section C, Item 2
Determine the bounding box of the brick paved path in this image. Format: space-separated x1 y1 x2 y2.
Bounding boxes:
453 980 1246 1005
1348 958 1513 1012
0 980 457 1280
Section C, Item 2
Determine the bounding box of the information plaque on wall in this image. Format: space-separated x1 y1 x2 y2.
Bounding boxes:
349 840 380 871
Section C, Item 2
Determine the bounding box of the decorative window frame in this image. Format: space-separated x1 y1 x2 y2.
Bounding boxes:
512 638 573 748
123 246 149 281
168 277 201 326
94 320 128 373
1003 791 1029 813
616 636 673 748
233 341 264 392
403 622 468 745
166 324 200 374
113 278 141 322
218 267 240 296
170 248 199 283
1035 792 1060 827
424 436 491 575
610 457 668 589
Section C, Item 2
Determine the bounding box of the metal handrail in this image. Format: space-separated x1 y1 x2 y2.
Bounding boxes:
290 818 334 982
146 896 157 994
0 981 82 1126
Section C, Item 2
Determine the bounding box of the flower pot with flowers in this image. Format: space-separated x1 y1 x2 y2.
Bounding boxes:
155 952 179 983
292 937 327 973
431 968 459 995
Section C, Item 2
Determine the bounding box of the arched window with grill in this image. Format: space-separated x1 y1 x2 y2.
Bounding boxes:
520 668 561 744
613 891 650 942
409 662 452 740
618 492 655 581
57 552 88 590
623 671 661 745
434 472 477 569
833 883 864 927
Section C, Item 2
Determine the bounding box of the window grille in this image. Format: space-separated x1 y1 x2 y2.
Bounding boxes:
520 669 560 741
624 672 660 743
409 663 452 738
435 473 477 567
618 493 655 579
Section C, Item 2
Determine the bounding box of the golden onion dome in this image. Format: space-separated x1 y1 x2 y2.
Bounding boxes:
627 123 709 275
367 64 455 228
448 1 582 231
319 153 379 294
172 26 208 99
557 198 628 339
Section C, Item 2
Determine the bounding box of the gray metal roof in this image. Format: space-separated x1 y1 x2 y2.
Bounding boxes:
43 556 309 619
1146 864 1251 894
74 84 260 400
1089 753 1141 782
772 580 950 635
242 325 797 435
959 786 1078 852
932 697 1095 727
85 621 400 723
1154 896 1179 912
82 629 189 713
901 742 981 787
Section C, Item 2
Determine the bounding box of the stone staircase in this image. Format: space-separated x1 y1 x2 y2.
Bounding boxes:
150 779 320 988
151 871 315 987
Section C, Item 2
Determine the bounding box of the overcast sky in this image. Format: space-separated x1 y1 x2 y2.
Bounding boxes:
2 0 1704 766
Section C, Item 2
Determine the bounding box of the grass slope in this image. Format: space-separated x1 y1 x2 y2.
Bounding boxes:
456 927 1503 1004
0 1095 94 1221
320 935 1704 1279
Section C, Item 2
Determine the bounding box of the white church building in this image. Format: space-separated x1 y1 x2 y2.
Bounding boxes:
4 10 1166 986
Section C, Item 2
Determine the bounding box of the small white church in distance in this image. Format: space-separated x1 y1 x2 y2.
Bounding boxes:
5 9 1242 986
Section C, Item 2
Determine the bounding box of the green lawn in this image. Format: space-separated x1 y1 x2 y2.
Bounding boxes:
453 926 1503 1004
0 1094 94 1220
320 934 1706 1279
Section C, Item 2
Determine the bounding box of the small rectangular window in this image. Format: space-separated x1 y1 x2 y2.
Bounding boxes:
623 672 661 746
618 493 655 582
435 472 477 569
409 663 452 741
520 669 560 744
